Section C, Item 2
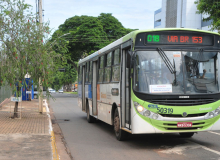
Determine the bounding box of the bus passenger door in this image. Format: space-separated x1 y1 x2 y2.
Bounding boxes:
92 61 98 115
82 65 86 111
121 49 131 129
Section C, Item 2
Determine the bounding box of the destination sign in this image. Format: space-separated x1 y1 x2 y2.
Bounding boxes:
145 32 214 46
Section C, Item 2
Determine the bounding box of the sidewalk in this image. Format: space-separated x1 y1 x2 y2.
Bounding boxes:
0 98 58 160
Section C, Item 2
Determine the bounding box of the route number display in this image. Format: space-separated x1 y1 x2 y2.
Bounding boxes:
145 32 214 46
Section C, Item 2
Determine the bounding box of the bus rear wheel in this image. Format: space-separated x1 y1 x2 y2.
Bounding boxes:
87 103 95 123
179 132 194 138
114 109 128 141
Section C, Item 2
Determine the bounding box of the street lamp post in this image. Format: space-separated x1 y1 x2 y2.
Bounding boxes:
38 0 43 113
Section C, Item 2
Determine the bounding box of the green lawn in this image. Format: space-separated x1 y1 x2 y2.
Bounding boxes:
64 92 78 94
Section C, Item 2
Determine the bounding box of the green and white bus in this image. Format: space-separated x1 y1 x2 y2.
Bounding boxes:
78 28 220 141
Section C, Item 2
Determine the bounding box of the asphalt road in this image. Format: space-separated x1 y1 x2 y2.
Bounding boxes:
49 93 220 160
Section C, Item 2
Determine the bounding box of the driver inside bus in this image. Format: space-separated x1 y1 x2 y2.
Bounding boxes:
200 69 206 79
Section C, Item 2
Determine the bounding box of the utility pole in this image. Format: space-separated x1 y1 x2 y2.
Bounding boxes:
38 0 43 113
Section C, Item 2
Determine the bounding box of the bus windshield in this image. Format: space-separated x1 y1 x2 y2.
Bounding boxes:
134 50 220 95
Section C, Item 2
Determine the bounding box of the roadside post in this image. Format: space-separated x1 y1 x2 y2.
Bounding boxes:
38 0 43 113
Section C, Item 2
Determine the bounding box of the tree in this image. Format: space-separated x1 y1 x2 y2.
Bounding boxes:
58 15 110 62
195 0 220 31
55 13 136 64
0 0 68 117
50 14 136 91
51 63 77 91
97 13 136 41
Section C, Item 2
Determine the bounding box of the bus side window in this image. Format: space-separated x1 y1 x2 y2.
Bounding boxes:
78 66 82 84
112 48 121 82
98 56 104 83
104 52 112 82
86 62 89 83
88 61 92 83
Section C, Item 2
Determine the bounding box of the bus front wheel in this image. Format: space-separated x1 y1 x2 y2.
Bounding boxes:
114 109 128 141
179 132 194 138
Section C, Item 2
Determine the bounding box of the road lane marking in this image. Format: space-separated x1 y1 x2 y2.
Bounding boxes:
209 131 220 136
201 145 220 156
159 140 220 156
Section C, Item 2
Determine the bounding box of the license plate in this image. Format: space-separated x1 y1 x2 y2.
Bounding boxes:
177 122 192 128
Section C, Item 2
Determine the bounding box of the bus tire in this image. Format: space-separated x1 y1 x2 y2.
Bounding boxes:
87 103 95 123
114 108 128 141
179 132 194 138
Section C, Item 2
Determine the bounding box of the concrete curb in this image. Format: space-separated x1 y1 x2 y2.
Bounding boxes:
44 99 59 160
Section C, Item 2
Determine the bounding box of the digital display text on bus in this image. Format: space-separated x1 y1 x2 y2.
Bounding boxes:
145 33 214 46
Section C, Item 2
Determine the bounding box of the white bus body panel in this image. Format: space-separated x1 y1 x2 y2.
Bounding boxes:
210 118 220 131
97 102 112 125
99 84 107 103
96 83 120 125
98 84 120 105
131 102 156 134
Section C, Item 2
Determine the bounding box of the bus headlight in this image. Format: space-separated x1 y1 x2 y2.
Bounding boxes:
215 107 220 114
134 102 144 113
137 105 144 112
152 114 159 119
205 107 220 119
209 112 214 117
143 110 151 117
133 101 162 120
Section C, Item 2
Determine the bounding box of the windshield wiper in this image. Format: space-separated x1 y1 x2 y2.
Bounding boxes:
157 48 177 85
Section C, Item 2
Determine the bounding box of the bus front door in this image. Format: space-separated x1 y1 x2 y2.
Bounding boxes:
121 49 131 129
82 65 86 112
92 61 98 115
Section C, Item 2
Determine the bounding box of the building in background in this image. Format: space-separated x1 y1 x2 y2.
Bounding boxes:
154 0 215 32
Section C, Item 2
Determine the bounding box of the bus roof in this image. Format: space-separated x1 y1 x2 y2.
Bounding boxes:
78 28 219 65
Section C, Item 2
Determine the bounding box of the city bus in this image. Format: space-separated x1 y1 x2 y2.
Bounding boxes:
78 28 220 141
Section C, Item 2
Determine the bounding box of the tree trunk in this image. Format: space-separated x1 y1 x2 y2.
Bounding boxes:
14 86 21 118
14 101 18 118
64 84 72 92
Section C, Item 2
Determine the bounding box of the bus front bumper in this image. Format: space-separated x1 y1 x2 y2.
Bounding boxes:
131 113 220 134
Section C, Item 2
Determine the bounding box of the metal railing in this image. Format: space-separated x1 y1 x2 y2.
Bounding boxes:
0 85 12 104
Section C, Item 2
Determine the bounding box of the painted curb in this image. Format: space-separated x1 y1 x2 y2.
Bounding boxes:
44 99 59 160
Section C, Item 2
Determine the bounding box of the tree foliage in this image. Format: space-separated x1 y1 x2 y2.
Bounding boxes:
55 13 136 63
0 0 68 97
97 13 136 40
51 63 77 91
195 0 220 31
50 13 136 90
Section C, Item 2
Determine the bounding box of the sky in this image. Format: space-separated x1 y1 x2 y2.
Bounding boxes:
25 0 162 34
